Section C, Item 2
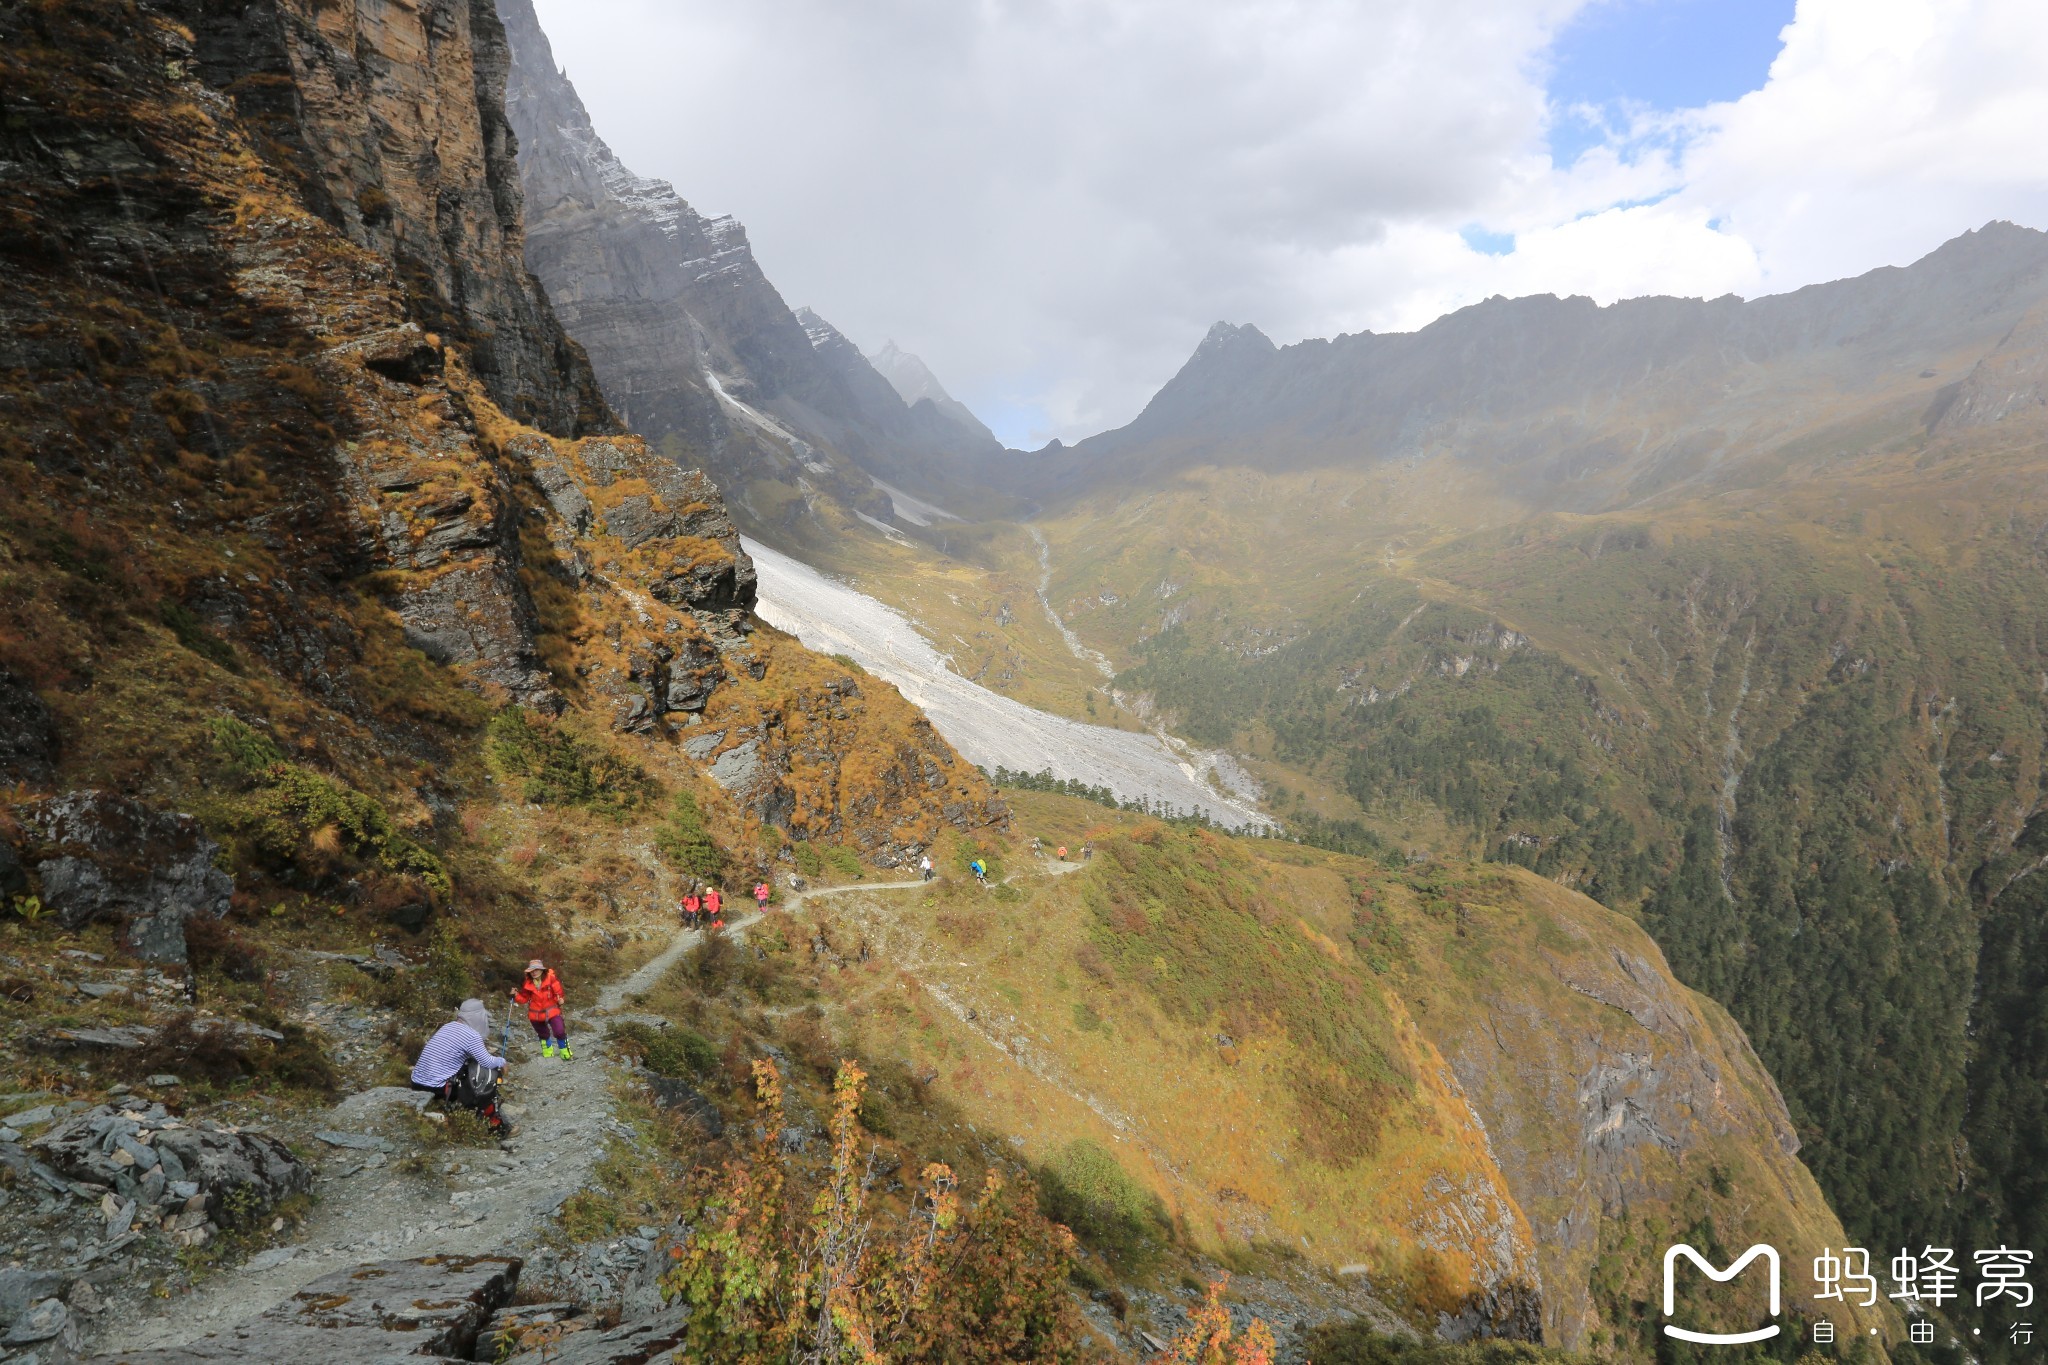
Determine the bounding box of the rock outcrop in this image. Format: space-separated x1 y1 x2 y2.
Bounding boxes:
167 0 614 439
14 794 233 963
496 0 995 526
31 1103 311 1257
1928 299 2048 432
1398 871 1882 1349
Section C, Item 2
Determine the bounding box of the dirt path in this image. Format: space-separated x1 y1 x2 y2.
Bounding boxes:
93 873 964 1355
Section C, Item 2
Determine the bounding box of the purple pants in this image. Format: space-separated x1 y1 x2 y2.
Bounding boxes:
529 1014 567 1044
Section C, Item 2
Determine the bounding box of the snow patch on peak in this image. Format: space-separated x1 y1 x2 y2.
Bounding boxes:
793 306 845 351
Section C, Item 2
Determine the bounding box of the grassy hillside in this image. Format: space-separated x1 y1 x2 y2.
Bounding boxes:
667 792 1893 1357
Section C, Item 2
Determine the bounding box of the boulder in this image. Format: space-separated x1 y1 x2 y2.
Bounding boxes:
33 1104 310 1230
640 1073 723 1139
88 1255 521 1362
16 792 232 962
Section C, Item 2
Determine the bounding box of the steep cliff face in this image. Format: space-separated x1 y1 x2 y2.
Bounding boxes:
496 0 995 532
0 0 1001 918
166 0 613 438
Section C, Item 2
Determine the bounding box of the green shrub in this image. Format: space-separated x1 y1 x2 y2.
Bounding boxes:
1036 1138 1166 1267
791 843 824 878
203 725 451 904
251 766 450 902
653 788 726 882
607 1019 718 1079
823 845 862 879
206 716 283 779
486 708 653 817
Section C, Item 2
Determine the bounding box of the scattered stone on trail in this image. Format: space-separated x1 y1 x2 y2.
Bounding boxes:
15 791 233 963
4 1296 80 1358
1 1270 73 1334
42 1027 154 1051
85 1255 521 1363
325 1086 434 1133
241 1248 299 1273
38 1019 286 1054
312 1129 394 1153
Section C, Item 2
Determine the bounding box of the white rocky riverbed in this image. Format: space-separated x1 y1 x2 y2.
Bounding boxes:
745 539 1268 829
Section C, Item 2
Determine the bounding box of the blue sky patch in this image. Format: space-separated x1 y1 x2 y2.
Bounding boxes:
1461 226 1518 257
1546 0 1795 164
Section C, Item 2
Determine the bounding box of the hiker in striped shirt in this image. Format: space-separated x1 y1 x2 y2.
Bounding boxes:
410 998 510 1135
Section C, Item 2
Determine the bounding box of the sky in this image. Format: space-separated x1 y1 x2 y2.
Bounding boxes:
529 0 2048 449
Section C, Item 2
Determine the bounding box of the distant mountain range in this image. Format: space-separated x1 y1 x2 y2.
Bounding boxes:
958 220 2048 1299
1018 220 2048 505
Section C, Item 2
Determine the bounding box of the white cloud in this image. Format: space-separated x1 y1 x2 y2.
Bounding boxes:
527 0 2048 447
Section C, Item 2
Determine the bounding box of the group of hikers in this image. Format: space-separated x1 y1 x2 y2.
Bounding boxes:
677 881 727 929
408 957 571 1138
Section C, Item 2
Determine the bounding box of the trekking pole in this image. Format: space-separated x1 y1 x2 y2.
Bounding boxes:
500 998 514 1066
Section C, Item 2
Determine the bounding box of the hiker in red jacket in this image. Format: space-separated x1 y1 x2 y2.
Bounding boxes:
753 879 771 910
705 885 724 928
510 959 572 1060
681 889 702 929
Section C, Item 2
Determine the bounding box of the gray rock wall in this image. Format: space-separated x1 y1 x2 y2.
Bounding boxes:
169 0 615 439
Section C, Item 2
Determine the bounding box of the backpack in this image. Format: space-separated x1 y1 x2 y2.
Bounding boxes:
451 1058 499 1107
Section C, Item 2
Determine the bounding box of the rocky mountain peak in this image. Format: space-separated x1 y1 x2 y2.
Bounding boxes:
865 338 1001 449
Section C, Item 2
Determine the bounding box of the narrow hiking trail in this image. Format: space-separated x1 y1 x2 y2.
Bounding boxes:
94 872 988 1354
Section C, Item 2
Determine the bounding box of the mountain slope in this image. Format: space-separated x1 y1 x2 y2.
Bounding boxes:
496 0 998 541
0 0 1002 916
877 225 2048 1331
748 795 1892 1355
